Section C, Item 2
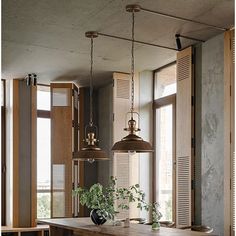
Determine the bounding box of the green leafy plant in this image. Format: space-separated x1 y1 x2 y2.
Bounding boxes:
136 201 162 223
73 176 147 220
151 202 162 222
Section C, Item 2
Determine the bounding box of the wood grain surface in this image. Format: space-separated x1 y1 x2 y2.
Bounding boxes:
40 218 209 236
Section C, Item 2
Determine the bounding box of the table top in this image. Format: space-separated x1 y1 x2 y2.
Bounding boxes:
39 218 209 236
1 225 49 232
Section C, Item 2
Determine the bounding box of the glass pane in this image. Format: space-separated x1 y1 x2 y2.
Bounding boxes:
37 118 51 218
53 164 65 190
37 87 50 110
37 192 51 219
52 88 70 106
37 118 51 189
156 105 173 221
52 192 65 217
155 64 176 99
52 164 65 217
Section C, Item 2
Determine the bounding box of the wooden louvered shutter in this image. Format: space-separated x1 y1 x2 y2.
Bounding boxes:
176 47 194 228
224 29 235 236
112 72 140 219
113 73 131 219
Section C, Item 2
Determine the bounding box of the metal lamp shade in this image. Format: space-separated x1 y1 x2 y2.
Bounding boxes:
112 133 153 153
73 144 109 161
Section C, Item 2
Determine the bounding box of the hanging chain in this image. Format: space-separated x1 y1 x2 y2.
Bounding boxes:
89 37 94 126
131 11 135 114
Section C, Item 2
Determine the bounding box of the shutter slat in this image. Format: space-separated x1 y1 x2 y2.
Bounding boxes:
116 79 130 99
176 47 193 228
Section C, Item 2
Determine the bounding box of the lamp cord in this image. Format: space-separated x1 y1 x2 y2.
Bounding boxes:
131 11 135 116
90 37 94 126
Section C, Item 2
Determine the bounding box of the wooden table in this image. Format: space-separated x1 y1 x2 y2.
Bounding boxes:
39 218 209 236
1 225 49 236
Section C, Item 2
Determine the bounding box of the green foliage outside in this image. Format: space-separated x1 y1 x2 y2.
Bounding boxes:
164 197 172 221
37 193 50 219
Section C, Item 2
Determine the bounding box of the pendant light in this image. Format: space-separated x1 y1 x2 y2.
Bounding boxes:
73 31 109 162
111 5 153 153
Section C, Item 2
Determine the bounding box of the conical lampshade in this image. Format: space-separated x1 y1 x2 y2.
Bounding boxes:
112 133 153 153
112 117 153 153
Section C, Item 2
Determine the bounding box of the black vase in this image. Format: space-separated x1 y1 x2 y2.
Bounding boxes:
90 209 107 225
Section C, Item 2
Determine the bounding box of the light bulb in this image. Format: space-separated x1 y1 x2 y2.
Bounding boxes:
87 158 95 164
128 150 136 157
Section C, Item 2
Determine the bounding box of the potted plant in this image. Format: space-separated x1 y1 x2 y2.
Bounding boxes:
73 176 146 225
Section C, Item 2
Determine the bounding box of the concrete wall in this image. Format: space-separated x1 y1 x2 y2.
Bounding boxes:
194 43 202 225
139 70 153 221
83 88 98 189
82 88 98 216
195 33 225 236
98 83 113 187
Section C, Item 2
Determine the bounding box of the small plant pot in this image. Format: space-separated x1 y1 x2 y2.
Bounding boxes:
90 209 107 225
152 222 160 231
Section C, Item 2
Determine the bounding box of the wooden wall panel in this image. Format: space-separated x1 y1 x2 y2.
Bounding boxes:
13 80 19 227
31 85 37 226
12 79 37 227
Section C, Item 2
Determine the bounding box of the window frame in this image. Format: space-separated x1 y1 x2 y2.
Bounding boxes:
153 62 176 223
36 84 51 219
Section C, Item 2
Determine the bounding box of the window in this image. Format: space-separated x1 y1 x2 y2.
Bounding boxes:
154 63 176 99
37 85 51 219
154 63 176 222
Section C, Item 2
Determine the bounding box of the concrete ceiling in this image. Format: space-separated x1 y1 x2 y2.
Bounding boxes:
2 0 234 86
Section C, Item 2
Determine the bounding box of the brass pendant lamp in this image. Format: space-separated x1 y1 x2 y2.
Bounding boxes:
73 31 109 162
111 5 153 153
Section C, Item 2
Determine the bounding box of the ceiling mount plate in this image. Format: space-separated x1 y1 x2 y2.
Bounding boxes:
126 4 141 13
85 31 98 38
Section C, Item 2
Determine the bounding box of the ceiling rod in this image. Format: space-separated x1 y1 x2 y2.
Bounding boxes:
176 34 205 43
98 32 178 51
140 6 228 31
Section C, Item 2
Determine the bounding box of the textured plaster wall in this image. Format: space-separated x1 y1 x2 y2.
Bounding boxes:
201 34 224 236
